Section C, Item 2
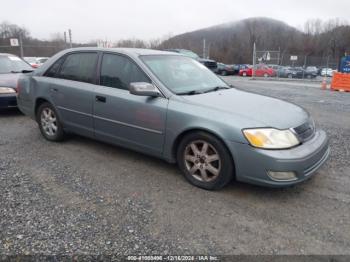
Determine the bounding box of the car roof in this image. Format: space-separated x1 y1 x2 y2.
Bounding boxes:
59 47 181 57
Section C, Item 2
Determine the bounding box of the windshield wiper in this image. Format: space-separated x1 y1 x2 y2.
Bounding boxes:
177 90 203 96
10 70 34 73
202 86 231 93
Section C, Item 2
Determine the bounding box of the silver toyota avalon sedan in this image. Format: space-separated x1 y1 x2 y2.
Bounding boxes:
17 48 329 190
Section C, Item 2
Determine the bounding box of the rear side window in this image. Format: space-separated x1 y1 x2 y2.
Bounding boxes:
57 53 98 84
100 53 150 90
44 57 64 77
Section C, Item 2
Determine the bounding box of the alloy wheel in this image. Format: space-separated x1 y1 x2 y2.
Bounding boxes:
184 140 221 182
40 107 58 136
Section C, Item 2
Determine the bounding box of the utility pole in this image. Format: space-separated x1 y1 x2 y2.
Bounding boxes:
207 43 210 59
252 42 256 78
202 39 206 58
19 33 24 58
302 55 307 79
64 31 67 48
68 29 72 48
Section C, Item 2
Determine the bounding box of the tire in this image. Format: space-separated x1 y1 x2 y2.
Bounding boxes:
243 72 247 77
177 131 234 190
221 70 227 76
306 74 312 79
263 73 269 78
288 74 293 79
36 102 65 141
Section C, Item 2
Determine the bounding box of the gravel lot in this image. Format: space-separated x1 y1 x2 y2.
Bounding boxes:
0 77 349 256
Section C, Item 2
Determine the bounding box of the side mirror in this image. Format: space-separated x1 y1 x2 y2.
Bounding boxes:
129 82 161 97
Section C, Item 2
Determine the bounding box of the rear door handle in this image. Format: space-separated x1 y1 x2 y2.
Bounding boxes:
95 95 106 103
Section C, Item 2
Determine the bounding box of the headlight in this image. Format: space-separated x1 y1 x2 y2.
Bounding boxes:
243 128 300 149
0 87 16 94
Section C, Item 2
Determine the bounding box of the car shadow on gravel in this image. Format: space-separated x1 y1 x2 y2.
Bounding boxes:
64 133 315 200
68 133 178 170
0 108 23 117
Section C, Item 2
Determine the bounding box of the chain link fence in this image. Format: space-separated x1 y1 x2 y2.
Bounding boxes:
252 49 340 80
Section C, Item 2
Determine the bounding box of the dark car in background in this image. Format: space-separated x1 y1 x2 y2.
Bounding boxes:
277 66 317 79
305 66 318 77
216 63 235 75
165 49 217 72
0 53 33 109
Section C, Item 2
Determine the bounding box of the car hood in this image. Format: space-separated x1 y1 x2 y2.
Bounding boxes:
0 73 20 89
182 88 309 129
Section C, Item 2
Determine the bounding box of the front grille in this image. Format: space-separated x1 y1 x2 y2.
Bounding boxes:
293 120 315 142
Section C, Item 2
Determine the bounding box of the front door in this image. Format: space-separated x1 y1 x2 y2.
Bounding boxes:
93 53 168 156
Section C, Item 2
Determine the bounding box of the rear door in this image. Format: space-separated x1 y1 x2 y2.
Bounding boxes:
47 52 98 137
93 53 168 157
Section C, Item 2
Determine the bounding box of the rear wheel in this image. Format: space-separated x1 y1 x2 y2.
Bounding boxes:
288 74 293 79
221 70 227 76
37 102 65 141
243 72 247 77
264 73 269 78
177 132 234 190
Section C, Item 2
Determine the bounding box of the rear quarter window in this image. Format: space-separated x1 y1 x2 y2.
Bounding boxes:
57 52 98 84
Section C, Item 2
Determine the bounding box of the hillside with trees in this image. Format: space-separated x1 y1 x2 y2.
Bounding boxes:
1 17 349 66
159 17 350 65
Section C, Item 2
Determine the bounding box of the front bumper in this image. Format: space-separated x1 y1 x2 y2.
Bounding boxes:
227 130 329 187
0 94 17 108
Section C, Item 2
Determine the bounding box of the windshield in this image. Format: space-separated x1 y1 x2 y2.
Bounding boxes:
0 55 33 73
179 50 200 59
141 55 229 95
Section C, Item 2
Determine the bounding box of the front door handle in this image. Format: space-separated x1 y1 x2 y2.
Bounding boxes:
95 95 106 103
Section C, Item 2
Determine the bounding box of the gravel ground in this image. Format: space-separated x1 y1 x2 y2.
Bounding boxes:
0 77 349 257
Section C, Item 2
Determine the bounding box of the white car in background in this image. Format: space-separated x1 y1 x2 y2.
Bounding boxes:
321 68 335 77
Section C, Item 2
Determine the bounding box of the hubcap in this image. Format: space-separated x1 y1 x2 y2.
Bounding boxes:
184 140 221 182
40 108 57 136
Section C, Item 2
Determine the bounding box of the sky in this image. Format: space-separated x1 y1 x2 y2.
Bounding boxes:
1 0 349 43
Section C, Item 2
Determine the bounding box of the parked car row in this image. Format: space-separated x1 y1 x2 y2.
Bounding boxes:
213 62 337 78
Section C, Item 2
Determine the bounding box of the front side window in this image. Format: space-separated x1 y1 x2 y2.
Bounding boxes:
141 55 228 94
58 53 98 83
100 53 150 90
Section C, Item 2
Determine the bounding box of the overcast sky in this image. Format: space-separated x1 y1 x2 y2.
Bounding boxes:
2 0 349 43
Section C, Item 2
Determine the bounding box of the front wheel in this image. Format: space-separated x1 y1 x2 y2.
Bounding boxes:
177 132 234 190
37 102 65 141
